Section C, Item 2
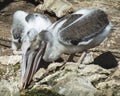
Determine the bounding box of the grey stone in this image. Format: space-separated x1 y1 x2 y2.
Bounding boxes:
35 0 74 17
0 80 20 96
33 68 46 81
53 76 97 96
0 55 21 65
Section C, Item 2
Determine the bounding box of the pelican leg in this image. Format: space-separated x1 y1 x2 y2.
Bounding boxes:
59 53 75 70
67 53 75 62
77 51 87 64
60 52 87 70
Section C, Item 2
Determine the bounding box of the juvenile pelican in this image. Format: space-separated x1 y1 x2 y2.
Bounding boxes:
24 9 112 88
39 9 112 61
11 10 52 88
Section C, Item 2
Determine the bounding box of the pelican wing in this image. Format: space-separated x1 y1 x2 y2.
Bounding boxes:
58 9 109 45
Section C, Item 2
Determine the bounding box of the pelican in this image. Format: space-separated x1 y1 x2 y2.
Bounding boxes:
23 9 112 88
11 10 52 88
39 9 112 62
11 10 52 53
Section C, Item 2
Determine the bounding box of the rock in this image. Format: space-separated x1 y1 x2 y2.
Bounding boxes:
0 55 22 65
0 80 20 96
53 76 97 96
47 63 63 72
87 73 108 82
64 62 78 71
78 64 111 75
96 64 120 95
13 51 22 55
35 0 74 17
39 71 62 85
78 64 111 83
33 62 119 96
36 63 112 89
110 63 120 79
39 62 79 85
97 80 120 89
36 63 98 96
82 52 94 64
96 79 120 96
33 63 63 82
33 68 46 82
0 0 2 2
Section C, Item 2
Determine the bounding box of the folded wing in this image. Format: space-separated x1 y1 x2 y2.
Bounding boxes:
58 9 109 45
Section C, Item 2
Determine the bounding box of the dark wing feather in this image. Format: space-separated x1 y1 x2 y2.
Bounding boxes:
52 14 83 29
62 14 83 28
25 14 35 22
58 9 109 45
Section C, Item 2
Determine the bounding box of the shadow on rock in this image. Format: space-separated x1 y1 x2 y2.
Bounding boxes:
92 51 118 69
37 57 64 71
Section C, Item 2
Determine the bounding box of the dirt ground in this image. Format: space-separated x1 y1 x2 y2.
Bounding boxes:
0 1 36 56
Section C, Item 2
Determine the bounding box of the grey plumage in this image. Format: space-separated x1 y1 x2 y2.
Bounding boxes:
58 9 109 45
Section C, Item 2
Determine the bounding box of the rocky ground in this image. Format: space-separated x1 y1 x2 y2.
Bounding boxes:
0 0 120 96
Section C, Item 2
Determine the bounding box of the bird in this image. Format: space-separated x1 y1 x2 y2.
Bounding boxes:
38 8 112 62
11 10 52 53
11 10 28 50
23 8 113 88
11 10 52 88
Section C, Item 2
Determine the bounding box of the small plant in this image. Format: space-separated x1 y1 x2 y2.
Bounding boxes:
21 87 64 96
